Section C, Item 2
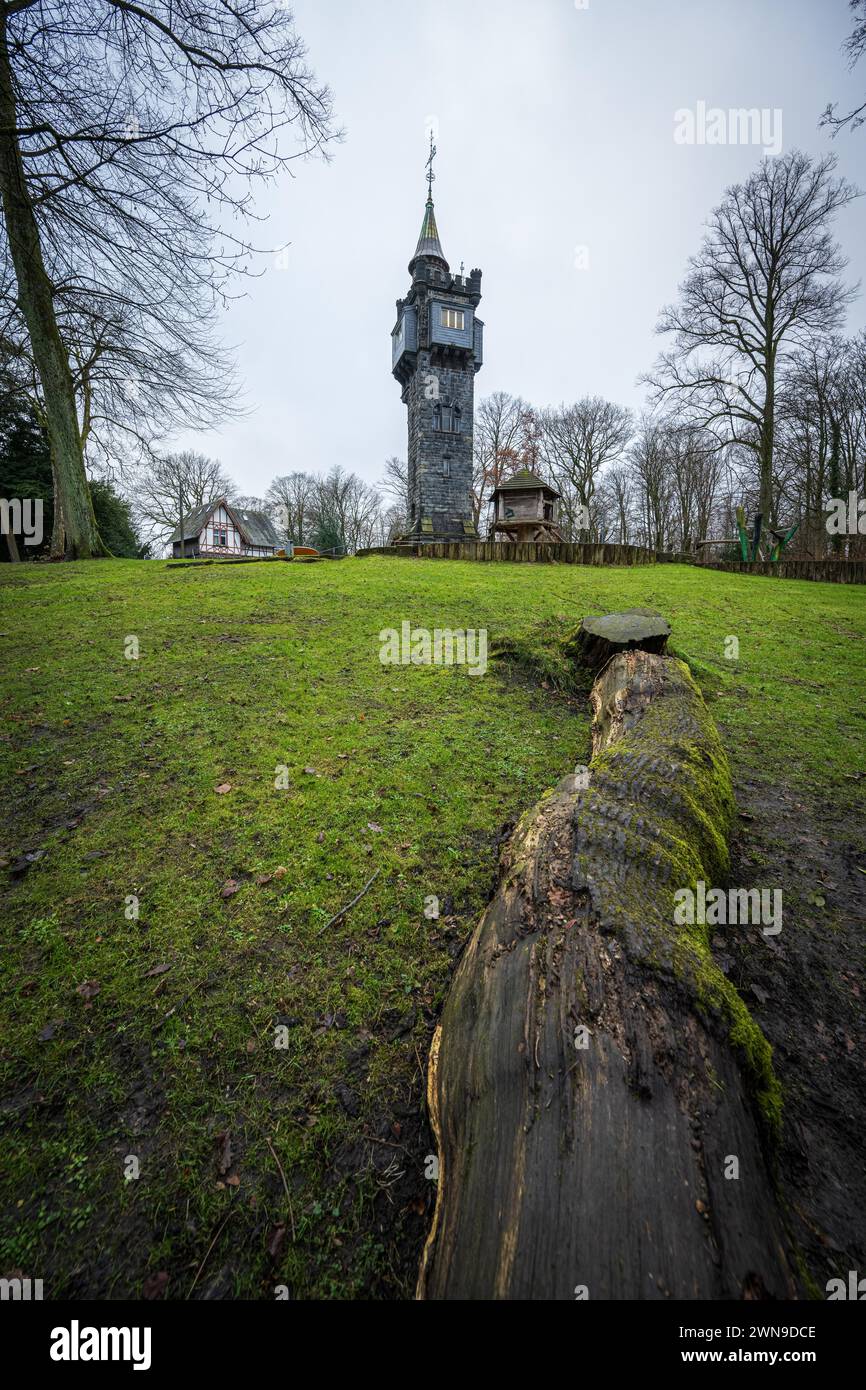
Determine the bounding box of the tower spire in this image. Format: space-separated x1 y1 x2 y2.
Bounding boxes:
410 132 449 274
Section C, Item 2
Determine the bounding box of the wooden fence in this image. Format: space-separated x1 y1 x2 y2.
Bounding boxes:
696 558 866 584
357 544 866 581
357 541 658 565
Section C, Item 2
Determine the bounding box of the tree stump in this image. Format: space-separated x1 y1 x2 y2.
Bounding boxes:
418 650 795 1301
565 608 671 670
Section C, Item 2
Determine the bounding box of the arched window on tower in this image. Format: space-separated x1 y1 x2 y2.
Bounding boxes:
452 404 462 434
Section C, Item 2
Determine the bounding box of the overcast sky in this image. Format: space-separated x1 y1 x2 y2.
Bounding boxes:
172 0 866 499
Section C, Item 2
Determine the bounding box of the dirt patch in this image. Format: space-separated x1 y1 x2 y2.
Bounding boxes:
723 776 866 1292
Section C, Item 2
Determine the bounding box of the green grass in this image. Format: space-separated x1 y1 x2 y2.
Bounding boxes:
0 555 864 1298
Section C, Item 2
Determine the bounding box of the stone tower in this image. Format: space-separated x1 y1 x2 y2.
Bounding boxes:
391 146 483 543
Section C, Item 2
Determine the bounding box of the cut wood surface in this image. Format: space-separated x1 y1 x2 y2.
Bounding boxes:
566 607 672 670
419 649 796 1300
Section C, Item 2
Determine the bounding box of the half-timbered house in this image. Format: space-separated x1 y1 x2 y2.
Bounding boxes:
170 498 283 559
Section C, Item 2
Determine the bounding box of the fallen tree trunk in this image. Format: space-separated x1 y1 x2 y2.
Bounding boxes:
419 650 796 1300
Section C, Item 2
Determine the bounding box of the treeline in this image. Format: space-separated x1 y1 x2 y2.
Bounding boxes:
1 0 863 568
471 331 866 557
135 148 866 562
471 149 866 559
128 451 402 556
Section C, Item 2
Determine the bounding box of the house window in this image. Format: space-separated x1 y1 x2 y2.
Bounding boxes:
441 308 464 331
215 528 228 546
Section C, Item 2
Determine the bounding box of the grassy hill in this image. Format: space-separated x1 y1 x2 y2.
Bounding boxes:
1 556 864 1298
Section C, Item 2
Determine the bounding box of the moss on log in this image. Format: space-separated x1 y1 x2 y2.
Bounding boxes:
419 650 794 1301
565 608 671 670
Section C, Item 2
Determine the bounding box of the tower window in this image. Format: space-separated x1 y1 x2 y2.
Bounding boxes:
441 308 464 330
442 459 451 478
432 406 441 431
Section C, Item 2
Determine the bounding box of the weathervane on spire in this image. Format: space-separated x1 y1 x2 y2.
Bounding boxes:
425 129 437 200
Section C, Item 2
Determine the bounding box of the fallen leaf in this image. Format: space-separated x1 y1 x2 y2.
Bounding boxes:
215 1131 232 1175
220 878 240 899
226 1174 241 1187
114 694 134 703
214 783 232 795
75 980 101 1001
367 822 383 833
267 1224 287 1260
273 866 288 879
144 963 171 979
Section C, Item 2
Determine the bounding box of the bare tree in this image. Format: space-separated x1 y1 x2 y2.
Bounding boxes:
473 391 528 531
0 1 337 557
379 455 408 518
376 457 408 541
377 503 406 546
134 450 234 552
822 0 866 134
646 150 859 525
540 397 633 540
600 464 634 544
343 475 382 553
628 416 675 551
665 425 725 552
266 472 315 546
774 333 866 557
839 331 866 505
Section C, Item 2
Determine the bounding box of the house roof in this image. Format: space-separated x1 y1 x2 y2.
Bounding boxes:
170 500 214 543
491 469 561 498
231 505 281 548
170 496 281 548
